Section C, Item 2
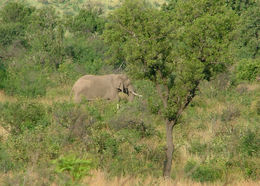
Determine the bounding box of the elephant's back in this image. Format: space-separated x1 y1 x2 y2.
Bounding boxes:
79 75 95 80
80 74 113 81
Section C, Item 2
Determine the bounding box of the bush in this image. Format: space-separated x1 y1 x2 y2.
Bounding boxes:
52 101 91 141
184 160 223 182
0 143 14 173
257 101 260 115
53 155 93 181
64 36 105 74
242 160 260 180
0 100 49 134
235 59 260 82
239 129 260 157
52 101 82 128
69 101 164 177
57 60 80 84
93 131 119 158
0 2 34 24
0 60 7 89
134 80 162 114
189 140 207 156
5 124 66 166
0 2 34 47
66 8 105 35
221 105 240 122
3 63 49 97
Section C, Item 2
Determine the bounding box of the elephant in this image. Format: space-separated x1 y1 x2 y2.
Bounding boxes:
71 74 142 103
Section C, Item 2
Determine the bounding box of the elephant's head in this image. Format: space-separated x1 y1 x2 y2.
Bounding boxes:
114 74 142 101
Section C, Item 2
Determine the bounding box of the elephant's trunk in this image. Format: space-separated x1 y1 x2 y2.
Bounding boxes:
128 85 135 101
128 85 142 102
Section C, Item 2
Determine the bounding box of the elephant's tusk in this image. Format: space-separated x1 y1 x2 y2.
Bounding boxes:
131 91 142 97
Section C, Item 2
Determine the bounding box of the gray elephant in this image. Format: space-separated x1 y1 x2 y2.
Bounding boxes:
71 74 142 103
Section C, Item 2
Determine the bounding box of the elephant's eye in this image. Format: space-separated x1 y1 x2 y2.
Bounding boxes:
123 88 129 95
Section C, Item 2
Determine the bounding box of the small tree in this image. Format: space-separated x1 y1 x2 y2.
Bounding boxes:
234 1 260 59
27 7 65 69
65 8 105 35
104 0 237 177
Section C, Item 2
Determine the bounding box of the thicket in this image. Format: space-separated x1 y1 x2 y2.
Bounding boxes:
0 2 106 97
0 0 259 184
0 99 164 183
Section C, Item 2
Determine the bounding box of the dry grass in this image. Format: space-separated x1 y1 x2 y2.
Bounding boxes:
80 170 260 186
237 83 260 92
0 85 71 105
1 169 259 186
0 125 9 140
0 90 16 103
13 0 166 16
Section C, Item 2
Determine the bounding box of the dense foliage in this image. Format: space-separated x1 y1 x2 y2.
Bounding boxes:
0 0 259 185
0 2 107 96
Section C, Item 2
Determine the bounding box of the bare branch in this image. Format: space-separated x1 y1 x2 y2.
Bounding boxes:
174 81 200 125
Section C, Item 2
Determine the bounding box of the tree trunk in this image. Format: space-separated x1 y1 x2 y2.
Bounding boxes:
163 120 175 177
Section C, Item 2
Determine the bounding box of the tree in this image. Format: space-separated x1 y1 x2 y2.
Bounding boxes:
0 2 34 58
104 0 237 177
27 7 65 69
66 8 105 35
235 1 260 59
225 0 257 15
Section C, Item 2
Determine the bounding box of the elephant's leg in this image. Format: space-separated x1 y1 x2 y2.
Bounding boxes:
115 92 120 110
74 94 81 103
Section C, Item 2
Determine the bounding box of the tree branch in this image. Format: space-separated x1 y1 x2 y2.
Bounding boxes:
115 18 141 46
156 70 169 109
174 81 200 125
156 83 167 108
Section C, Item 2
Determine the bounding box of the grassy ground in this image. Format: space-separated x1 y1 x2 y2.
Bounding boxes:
0 74 259 185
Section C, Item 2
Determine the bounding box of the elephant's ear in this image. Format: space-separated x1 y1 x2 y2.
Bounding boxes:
113 76 124 91
119 82 124 91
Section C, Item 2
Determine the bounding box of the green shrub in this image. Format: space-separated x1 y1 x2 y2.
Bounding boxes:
0 22 25 47
221 105 240 122
0 60 7 89
74 101 164 177
57 60 80 84
0 143 14 173
3 63 50 97
0 2 34 24
134 80 162 114
256 100 260 115
0 100 49 134
0 2 34 47
64 36 105 74
239 129 260 157
66 8 105 35
52 101 81 128
5 123 67 166
94 131 119 157
242 160 260 180
184 160 223 182
53 155 93 181
189 140 208 156
235 59 260 81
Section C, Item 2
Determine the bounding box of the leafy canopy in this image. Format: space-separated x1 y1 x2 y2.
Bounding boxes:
104 0 237 120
